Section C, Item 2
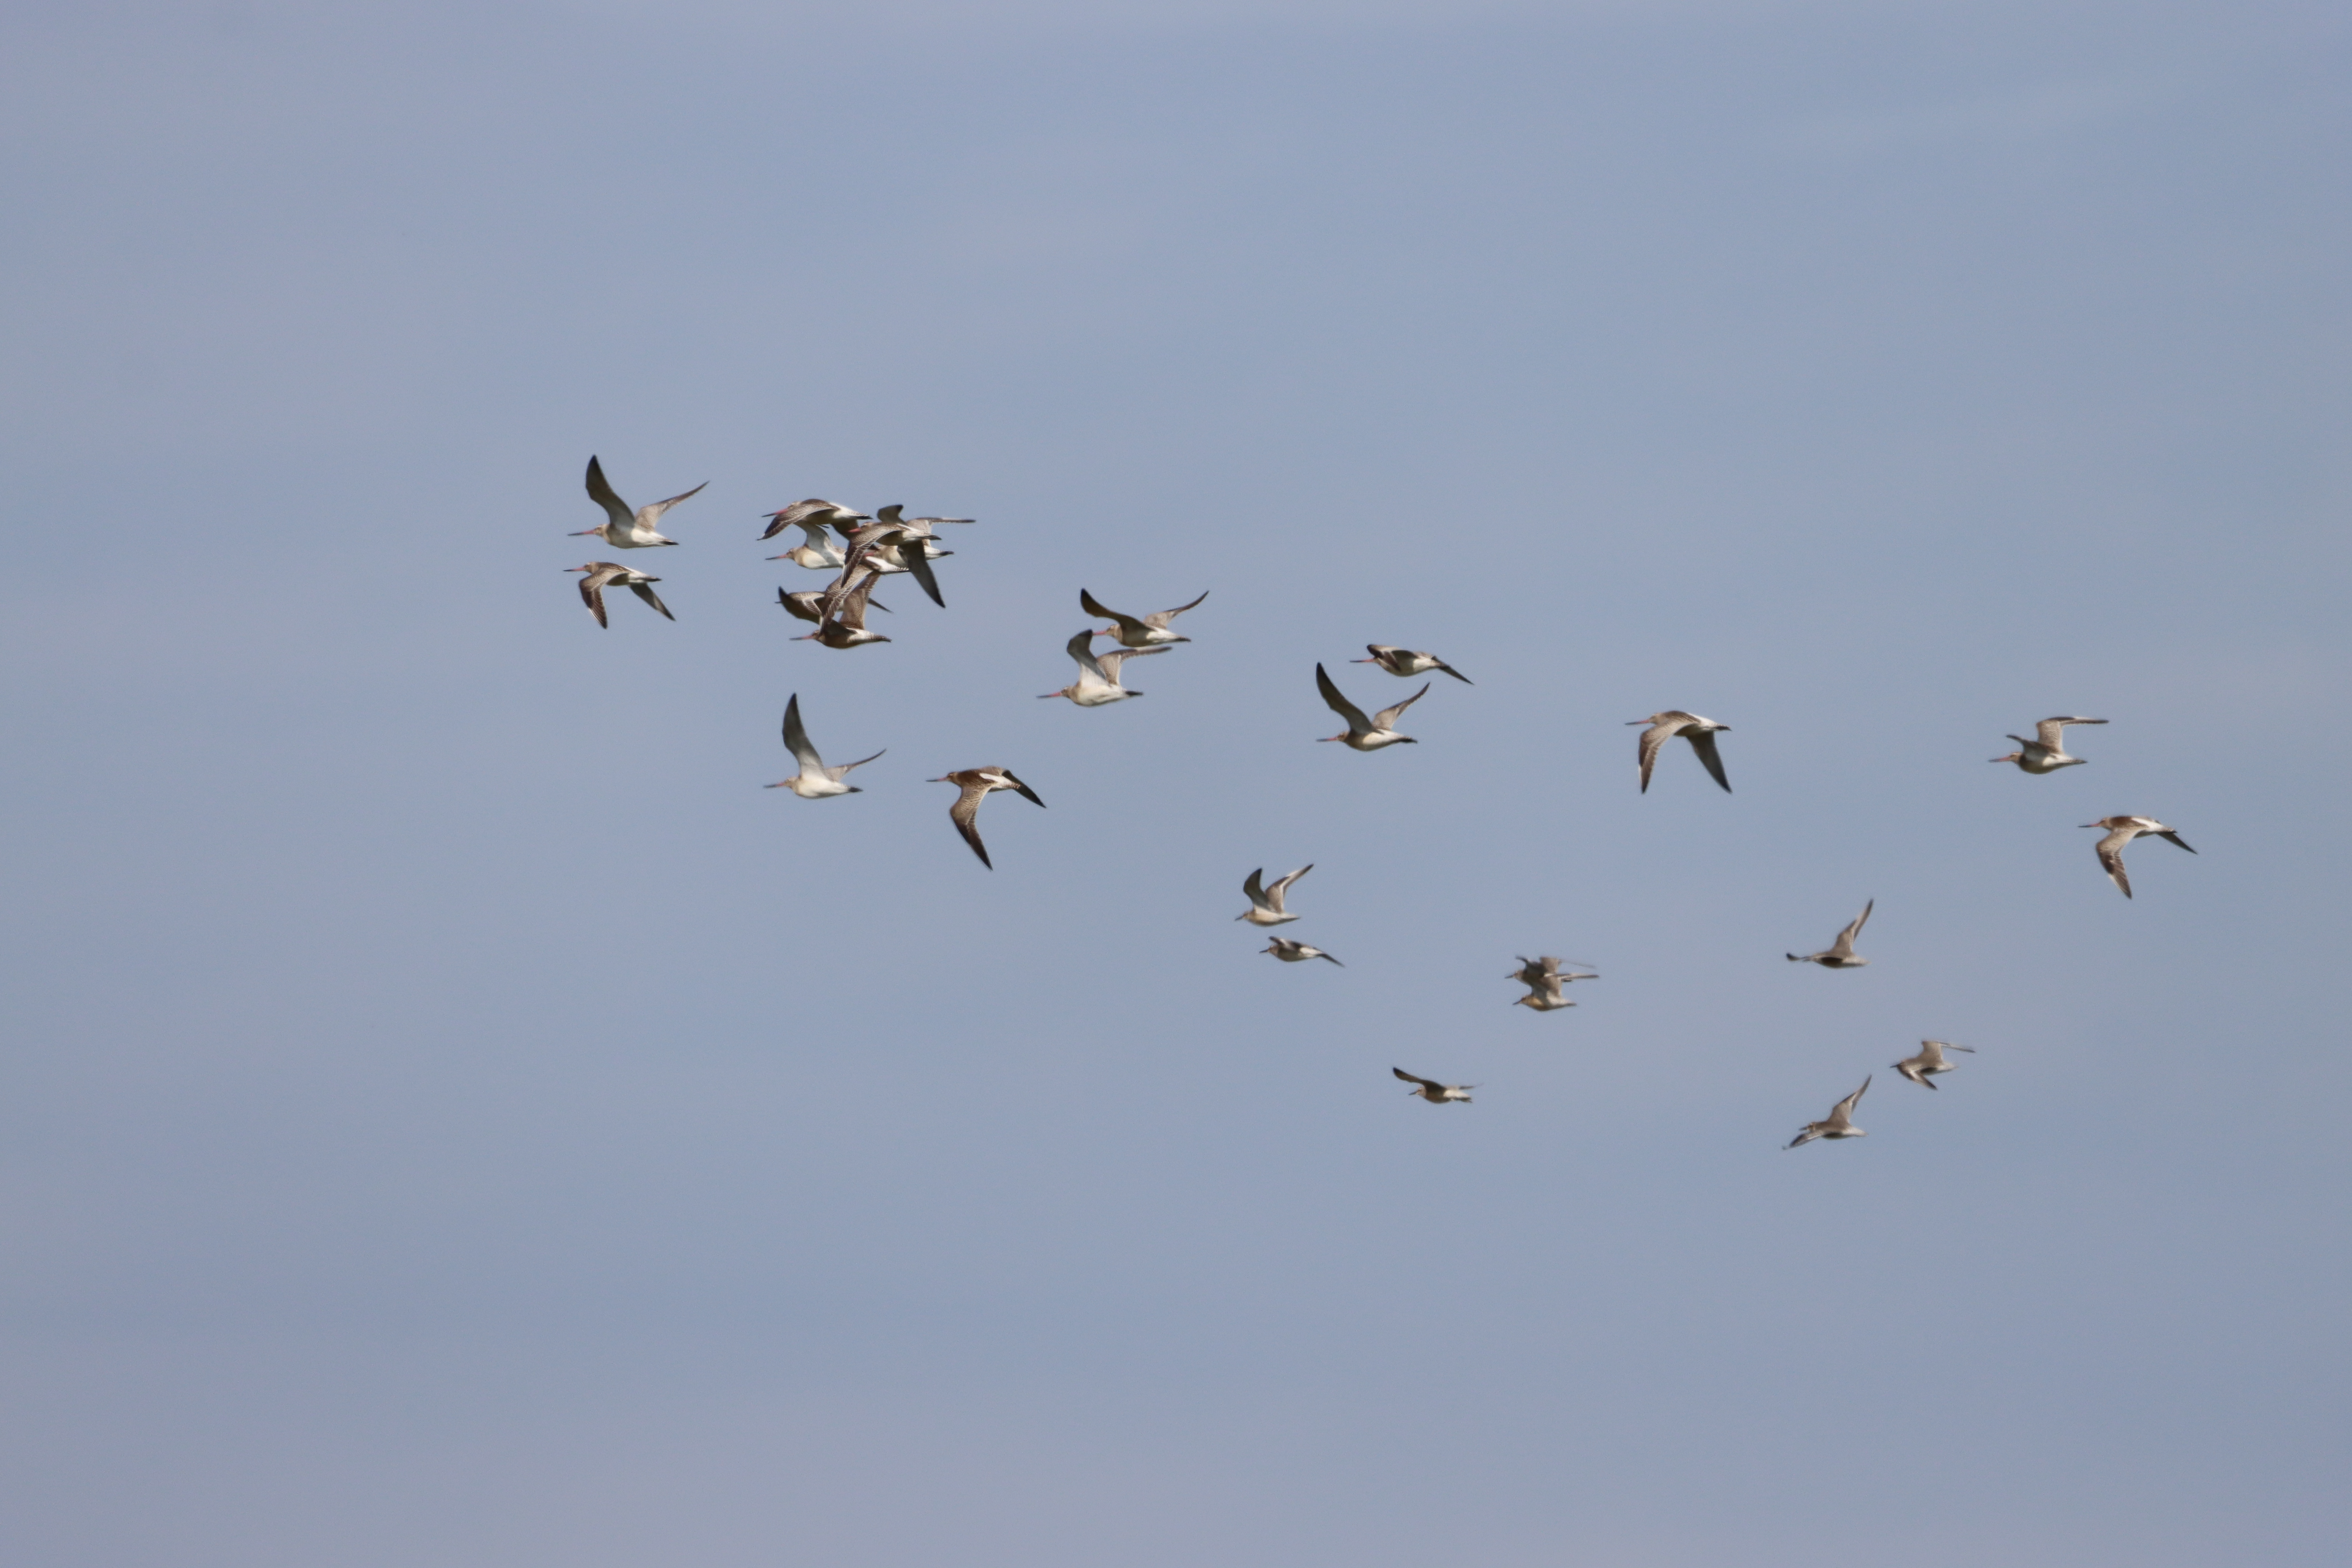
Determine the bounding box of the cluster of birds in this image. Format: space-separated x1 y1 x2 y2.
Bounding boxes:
559 459 2200 1145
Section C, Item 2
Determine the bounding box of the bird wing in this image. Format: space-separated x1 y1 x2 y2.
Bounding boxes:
830 749 885 782
1242 867 1269 908
627 579 675 621
1096 645 1167 684
1316 664 1372 732
1000 770 1046 808
1830 1075 1870 1124
636 480 707 528
1687 728 1733 792
778 589 821 624
585 456 634 530
1065 628 1112 685
1433 659 1472 684
948 780 993 868
577 573 609 628
897 540 946 608
759 499 830 541
1831 899 1872 956
1079 589 1149 640
1372 683 1429 732
1267 864 1313 909
2157 830 2196 854
835 569 879 629
782 694 826 773
1142 589 1210 630
2036 716 2106 749
1393 1067 1441 1092
2097 829 2135 897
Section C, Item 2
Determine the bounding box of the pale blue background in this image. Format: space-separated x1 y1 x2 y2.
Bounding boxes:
2 3 2347 1564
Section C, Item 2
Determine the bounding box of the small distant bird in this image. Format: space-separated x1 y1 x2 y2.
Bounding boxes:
1352 645 1471 684
764 515 850 570
778 585 890 624
1990 716 2108 773
1631 711 1732 793
1081 588 1209 649
2081 815 2197 899
927 766 1046 868
830 518 947 610
765 693 883 799
1263 936 1343 965
794 569 891 649
567 561 672 628
1394 1067 1473 1104
1510 955 1597 1010
1316 664 1425 750
1893 1038 1975 1089
758 498 867 543
1787 1076 1870 1149
1237 864 1313 926
571 456 705 548
1787 900 1874 968
1039 629 1166 706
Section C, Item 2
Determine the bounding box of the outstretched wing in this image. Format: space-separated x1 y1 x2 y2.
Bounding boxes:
1637 721 1671 793
1392 1067 1441 1092
2157 830 2196 854
1079 589 1148 640
1242 867 1268 906
1687 728 1733 792
949 783 993 868
585 456 633 530
1831 1075 1870 1123
1372 682 1429 732
627 580 675 621
2096 830 2134 897
1143 589 1211 630
577 573 609 628
782 694 825 773
1096 645 1167 684
1316 664 1371 731
1000 770 1047 808
637 480 707 527
2036 716 2106 749
1065 628 1111 685
1268 864 1313 905
1831 899 1873 955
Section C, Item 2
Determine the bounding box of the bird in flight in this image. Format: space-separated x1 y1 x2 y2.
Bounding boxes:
1263 936 1343 965
1786 1076 1870 1149
2081 815 2196 898
567 561 672 628
1237 865 1314 927
1081 588 1209 649
1394 1067 1473 1104
928 766 1046 868
1316 664 1425 751
1630 711 1732 793
765 694 883 799
571 455 704 548
1893 1038 1975 1089
1787 900 1873 969
1509 955 1597 1010
1351 645 1471 684
1990 716 2107 774
1039 629 1165 706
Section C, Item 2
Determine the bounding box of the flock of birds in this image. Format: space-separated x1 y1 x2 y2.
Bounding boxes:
562 457 2200 1147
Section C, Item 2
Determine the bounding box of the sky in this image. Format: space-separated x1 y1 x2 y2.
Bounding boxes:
2 2 2347 1564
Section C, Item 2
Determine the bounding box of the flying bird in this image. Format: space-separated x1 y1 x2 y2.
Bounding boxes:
764 515 851 571
1787 1076 1870 1149
1509 955 1597 1011
1039 629 1166 706
758 498 867 543
2081 815 2197 899
1893 1038 1975 1089
765 694 883 799
793 568 892 649
1237 865 1313 926
778 585 890 624
1787 900 1874 969
1394 1067 1473 1104
1990 716 2108 773
1316 664 1424 750
571 455 705 548
567 561 672 628
1352 645 1471 684
1631 711 1732 793
1263 937 1343 965
927 766 1046 868
1080 588 1209 649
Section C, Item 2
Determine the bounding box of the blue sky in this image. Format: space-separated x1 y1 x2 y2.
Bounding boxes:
2 3 2347 1565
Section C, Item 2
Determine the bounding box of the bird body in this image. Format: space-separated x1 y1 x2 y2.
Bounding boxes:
1893 1038 1975 1089
1081 588 1208 648
571 455 704 548
1788 900 1873 968
568 561 672 628
764 516 849 571
928 767 1046 868
796 568 891 648
1394 1067 1473 1103
1631 711 1732 792
2081 815 2196 898
766 694 883 799
1992 716 2107 773
1040 629 1165 705
1263 937 1342 965
1353 645 1471 683
1787 1076 1870 1148
1316 664 1425 750
1238 865 1313 926
758 498 867 543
